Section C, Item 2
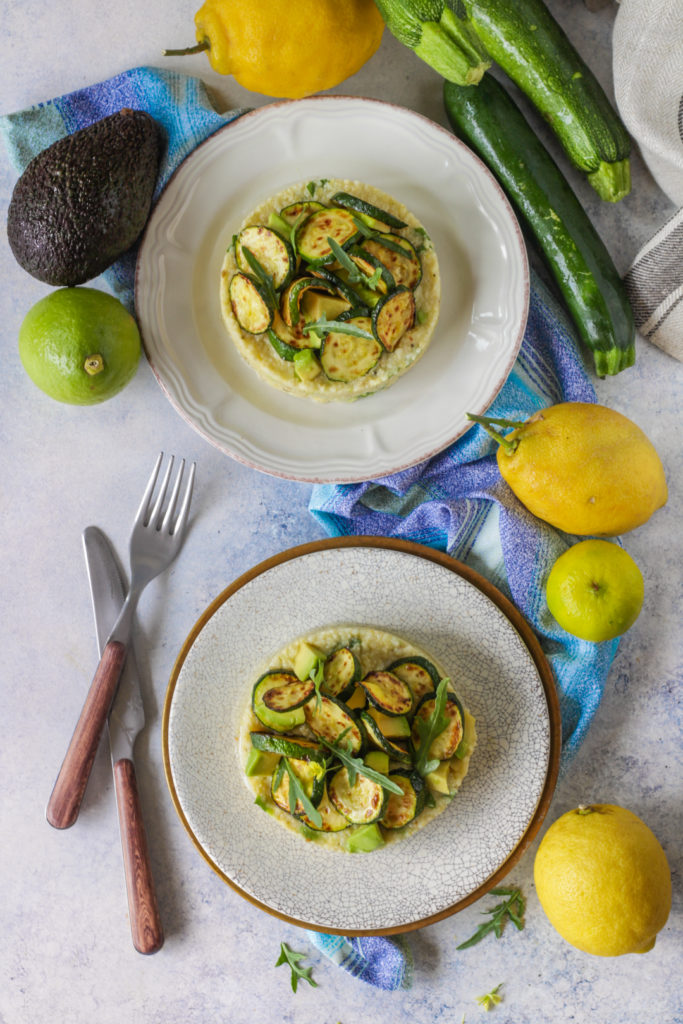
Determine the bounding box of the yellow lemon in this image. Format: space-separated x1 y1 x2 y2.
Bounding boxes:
546 539 644 642
471 403 667 535
189 0 385 99
18 287 141 405
534 804 671 956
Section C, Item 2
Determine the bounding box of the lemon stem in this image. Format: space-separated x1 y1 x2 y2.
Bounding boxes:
84 354 104 376
576 804 594 815
163 40 210 57
466 412 525 452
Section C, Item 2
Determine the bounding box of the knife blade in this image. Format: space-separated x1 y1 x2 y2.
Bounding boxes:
82 525 164 955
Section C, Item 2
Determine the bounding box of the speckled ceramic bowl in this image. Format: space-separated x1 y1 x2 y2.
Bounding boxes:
162 538 560 935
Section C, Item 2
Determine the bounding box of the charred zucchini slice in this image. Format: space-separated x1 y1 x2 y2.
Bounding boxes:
309 266 367 308
360 670 414 717
411 690 465 760
252 671 307 732
280 276 335 328
319 318 382 383
229 273 273 335
330 191 408 231
279 199 325 226
346 246 396 295
363 233 423 289
271 756 326 815
322 646 362 701
261 676 315 712
359 711 413 765
304 694 364 755
235 226 295 289
298 785 350 832
387 656 441 705
372 286 416 351
380 770 426 829
365 707 411 740
327 766 387 825
295 207 359 264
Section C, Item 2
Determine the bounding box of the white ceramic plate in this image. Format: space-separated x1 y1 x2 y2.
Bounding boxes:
163 539 560 935
136 97 529 483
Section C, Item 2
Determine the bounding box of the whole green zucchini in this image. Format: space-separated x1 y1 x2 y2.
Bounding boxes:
460 0 631 202
373 0 491 84
443 75 635 375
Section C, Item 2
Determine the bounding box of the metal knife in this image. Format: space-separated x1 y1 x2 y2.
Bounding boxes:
82 525 164 955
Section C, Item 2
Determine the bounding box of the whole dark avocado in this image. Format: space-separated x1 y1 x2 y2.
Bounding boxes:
7 109 163 286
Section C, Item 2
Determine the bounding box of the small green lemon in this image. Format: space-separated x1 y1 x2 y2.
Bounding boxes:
546 539 644 642
534 804 671 956
19 287 141 405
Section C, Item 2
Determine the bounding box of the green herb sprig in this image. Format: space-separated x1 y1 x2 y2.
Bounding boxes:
456 888 525 949
413 677 451 777
275 942 318 992
476 983 503 1011
281 758 323 829
326 236 382 290
240 245 278 310
318 732 404 796
302 312 375 342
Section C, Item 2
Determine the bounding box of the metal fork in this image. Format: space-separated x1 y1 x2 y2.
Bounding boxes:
47 453 196 830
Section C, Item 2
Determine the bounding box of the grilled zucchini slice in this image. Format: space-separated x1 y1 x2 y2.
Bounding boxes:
323 646 362 702
387 656 441 705
411 690 465 760
361 670 414 716
279 199 325 226
298 784 350 832
319 318 382 383
380 770 426 829
328 766 387 825
280 276 335 328
359 711 413 765
252 671 307 732
235 226 295 290
372 286 416 351
330 191 408 231
304 693 364 755
260 677 315 712
365 707 411 739
295 207 359 264
271 756 326 815
346 246 395 295
229 273 273 335
363 233 422 290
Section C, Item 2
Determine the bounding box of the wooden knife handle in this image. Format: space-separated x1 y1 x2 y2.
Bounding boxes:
113 757 164 955
46 640 127 830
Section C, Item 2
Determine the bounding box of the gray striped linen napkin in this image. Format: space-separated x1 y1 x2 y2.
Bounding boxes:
613 0 683 361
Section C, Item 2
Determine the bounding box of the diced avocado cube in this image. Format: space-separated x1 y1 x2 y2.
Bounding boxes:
425 760 452 795
293 348 322 380
346 685 366 710
267 210 292 237
366 707 411 739
245 747 280 777
300 291 351 323
347 823 386 853
364 750 390 775
293 641 325 682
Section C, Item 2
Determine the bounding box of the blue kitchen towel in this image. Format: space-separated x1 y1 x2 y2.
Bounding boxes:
0 65 249 312
1 66 413 990
307 932 413 990
310 272 620 769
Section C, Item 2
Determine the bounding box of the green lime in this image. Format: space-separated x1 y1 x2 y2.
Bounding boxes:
18 286 141 405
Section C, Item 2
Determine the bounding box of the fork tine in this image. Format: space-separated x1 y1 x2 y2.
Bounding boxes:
147 455 174 530
161 459 186 533
135 452 163 526
170 461 196 537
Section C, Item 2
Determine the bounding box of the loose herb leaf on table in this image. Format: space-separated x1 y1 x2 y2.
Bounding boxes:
456 888 526 949
275 942 318 992
476 983 504 1011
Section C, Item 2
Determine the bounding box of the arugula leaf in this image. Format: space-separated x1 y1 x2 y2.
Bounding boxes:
309 656 325 710
317 735 404 796
456 888 525 950
413 677 451 777
282 758 323 829
275 942 318 993
306 181 316 196
350 213 377 239
476 983 503 1011
302 312 375 342
325 236 382 291
240 245 278 310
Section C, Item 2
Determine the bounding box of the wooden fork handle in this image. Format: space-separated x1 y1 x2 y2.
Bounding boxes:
113 757 164 955
46 640 127 830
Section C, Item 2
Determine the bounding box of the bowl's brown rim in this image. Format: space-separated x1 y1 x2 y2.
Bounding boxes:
161 536 562 936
